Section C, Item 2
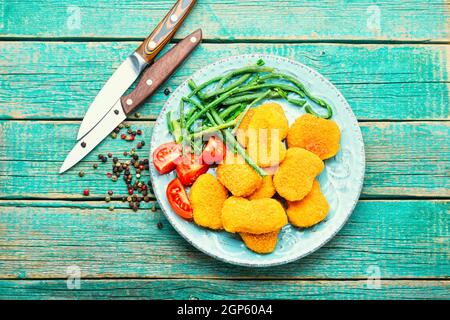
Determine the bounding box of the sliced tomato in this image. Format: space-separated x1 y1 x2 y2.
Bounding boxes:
152 142 182 174
176 153 209 186
202 136 226 165
166 178 193 220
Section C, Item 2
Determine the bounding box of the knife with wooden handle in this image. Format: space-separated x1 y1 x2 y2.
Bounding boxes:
76 0 196 140
59 29 202 174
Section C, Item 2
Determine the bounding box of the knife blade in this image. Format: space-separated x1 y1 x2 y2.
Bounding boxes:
76 0 196 140
60 29 202 174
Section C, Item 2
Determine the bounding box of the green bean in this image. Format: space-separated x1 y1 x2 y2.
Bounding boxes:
187 77 222 98
219 103 244 119
225 104 247 122
305 103 333 119
166 111 174 134
287 97 307 107
182 96 217 129
234 83 305 98
209 109 266 177
190 119 237 138
203 73 252 100
185 87 241 128
217 66 274 89
222 90 280 106
233 89 272 131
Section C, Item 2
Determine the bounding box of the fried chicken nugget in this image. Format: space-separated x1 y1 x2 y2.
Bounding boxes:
222 197 287 234
287 114 340 160
287 180 329 228
190 173 228 230
216 157 263 197
247 136 286 168
236 108 255 146
240 230 280 254
273 148 324 201
237 102 289 148
248 175 276 200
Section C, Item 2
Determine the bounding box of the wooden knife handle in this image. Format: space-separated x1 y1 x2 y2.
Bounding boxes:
135 0 196 63
122 29 202 115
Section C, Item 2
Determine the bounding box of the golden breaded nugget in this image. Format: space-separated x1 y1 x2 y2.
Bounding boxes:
190 173 228 230
216 157 263 197
240 230 280 254
273 148 324 201
247 135 286 168
237 103 289 148
248 175 276 200
287 114 340 160
222 197 287 234
247 102 289 142
287 180 329 228
236 108 255 146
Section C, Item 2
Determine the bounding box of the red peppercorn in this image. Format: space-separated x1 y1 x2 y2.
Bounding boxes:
121 134 127 140
136 129 142 135
83 189 90 196
128 135 135 141
128 188 134 195
139 164 145 171
106 172 112 178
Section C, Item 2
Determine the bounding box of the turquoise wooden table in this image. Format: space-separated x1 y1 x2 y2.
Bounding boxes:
0 0 449 300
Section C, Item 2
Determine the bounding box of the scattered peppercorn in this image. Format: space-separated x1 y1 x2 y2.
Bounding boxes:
121 134 127 140
108 205 114 211
78 170 85 177
107 153 113 158
134 112 141 118
93 163 98 169
137 142 143 149
105 196 111 203
111 132 117 139
81 142 86 148
136 129 142 135
111 175 118 182
157 221 163 229
83 189 90 196
101 157 107 163
151 203 157 212
108 190 113 196
164 88 171 96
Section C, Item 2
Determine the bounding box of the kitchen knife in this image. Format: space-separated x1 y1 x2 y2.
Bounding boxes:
76 0 196 140
59 29 202 174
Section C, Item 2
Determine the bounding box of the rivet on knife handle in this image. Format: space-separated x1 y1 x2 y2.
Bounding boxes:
135 0 196 63
122 29 202 115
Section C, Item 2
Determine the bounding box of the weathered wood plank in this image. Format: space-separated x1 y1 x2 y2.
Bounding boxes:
0 200 448 279
0 279 448 300
1 0 448 41
0 42 448 120
0 121 448 198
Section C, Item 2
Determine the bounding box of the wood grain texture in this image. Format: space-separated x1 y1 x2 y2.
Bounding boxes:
0 200 448 279
0 279 448 300
0 42 448 120
0 121 448 198
1 0 448 41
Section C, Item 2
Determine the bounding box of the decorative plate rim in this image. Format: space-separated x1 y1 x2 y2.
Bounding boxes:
150 54 366 267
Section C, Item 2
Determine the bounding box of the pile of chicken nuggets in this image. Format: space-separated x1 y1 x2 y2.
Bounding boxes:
189 102 341 254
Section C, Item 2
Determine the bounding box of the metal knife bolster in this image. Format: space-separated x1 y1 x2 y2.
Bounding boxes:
121 28 202 115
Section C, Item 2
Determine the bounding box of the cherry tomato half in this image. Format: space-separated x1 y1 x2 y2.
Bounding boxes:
202 136 226 165
152 142 182 174
166 178 193 220
176 153 209 186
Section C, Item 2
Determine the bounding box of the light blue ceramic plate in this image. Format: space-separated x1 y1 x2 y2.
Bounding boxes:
150 54 365 267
